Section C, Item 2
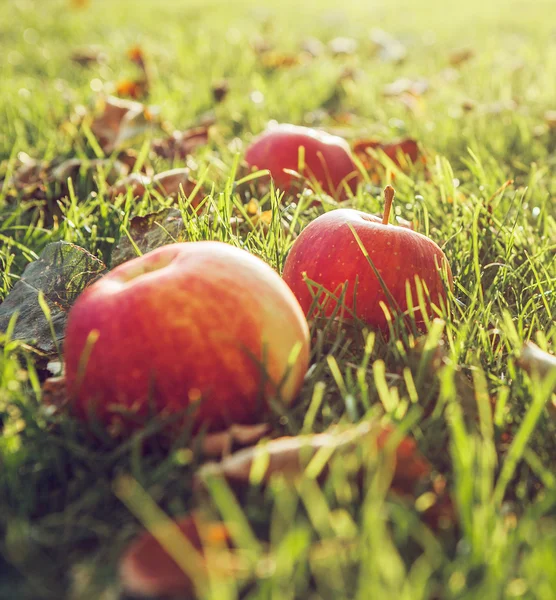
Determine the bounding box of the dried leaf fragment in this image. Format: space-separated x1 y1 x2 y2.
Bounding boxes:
370 29 407 63
518 342 556 380
353 138 420 171
152 125 210 161
110 208 186 267
0 242 106 355
201 423 271 458
195 421 430 495
449 48 475 66
90 96 158 153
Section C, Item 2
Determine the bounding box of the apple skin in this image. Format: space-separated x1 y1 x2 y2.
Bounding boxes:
245 123 359 198
119 512 232 598
64 242 310 432
282 209 452 331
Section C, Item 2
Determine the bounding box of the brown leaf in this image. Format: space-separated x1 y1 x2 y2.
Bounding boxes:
70 46 107 67
127 45 147 72
518 342 556 380
328 37 358 56
0 242 106 355
116 79 149 100
4 157 129 211
370 29 407 63
110 208 186 268
108 173 151 199
195 421 431 496
90 96 158 153
383 77 429 97
153 168 199 199
119 512 235 599
449 48 475 66
544 110 556 130
201 423 271 458
261 52 297 70
212 80 230 103
353 138 420 171
42 376 68 411
151 125 210 161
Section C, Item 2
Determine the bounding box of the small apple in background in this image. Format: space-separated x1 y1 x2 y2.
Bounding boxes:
245 123 360 199
64 242 310 432
282 186 453 331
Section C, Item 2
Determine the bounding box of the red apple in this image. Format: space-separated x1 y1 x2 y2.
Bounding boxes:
282 186 453 331
245 123 359 199
119 512 234 598
64 242 310 432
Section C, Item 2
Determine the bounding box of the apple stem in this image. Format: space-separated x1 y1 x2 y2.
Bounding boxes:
382 185 395 225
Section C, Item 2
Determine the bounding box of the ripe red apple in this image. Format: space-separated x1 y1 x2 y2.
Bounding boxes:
64 242 310 432
245 123 359 199
282 186 453 331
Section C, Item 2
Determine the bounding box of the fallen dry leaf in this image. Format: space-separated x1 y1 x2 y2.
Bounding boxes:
260 50 307 70
0 242 106 356
383 77 429 98
201 423 271 458
42 376 68 411
90 96 158 153
369 29 407 63
116 79 149 100
115 45 151 100
544 110 556 130
449 48 475 66
151 125 210 161
3 156 129 215
518 342 556 380
212 80 230 103
110 208 186 267
328 37 358 56
353 138 420 171
109 168 198 202
120 512 236 599
152 168 199 198
195 420 430 495
70 46 107 67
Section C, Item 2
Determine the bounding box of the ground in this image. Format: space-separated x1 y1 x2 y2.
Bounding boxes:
1 0 556 598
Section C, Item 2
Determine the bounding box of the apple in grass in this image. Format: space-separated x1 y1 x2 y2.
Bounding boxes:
64 242 310 433
245 123 360 199
282 186 453 332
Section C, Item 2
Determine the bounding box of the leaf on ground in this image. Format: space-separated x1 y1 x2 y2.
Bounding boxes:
195 420 430 495
90 96 159 153
518 342 556 380
212 79 230 103
328 37 358 56
119 511 235 599
353 138 420 171
449 48 475 66
260 50 308 70
201 423 270 458
370 28 407 63
110 208 186 267
3 156 129 206
116 78 149 100
70 46 107 66
0 242 106 355
151 125 211 161
42 376 68 411
115 45 151 100
383 77 429 97
109 168 199 203
544 110 556 130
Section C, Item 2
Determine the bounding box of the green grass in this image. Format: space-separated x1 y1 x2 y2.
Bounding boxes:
1 0 556 598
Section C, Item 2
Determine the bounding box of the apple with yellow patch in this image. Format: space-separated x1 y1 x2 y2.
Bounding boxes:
64 242 310 432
